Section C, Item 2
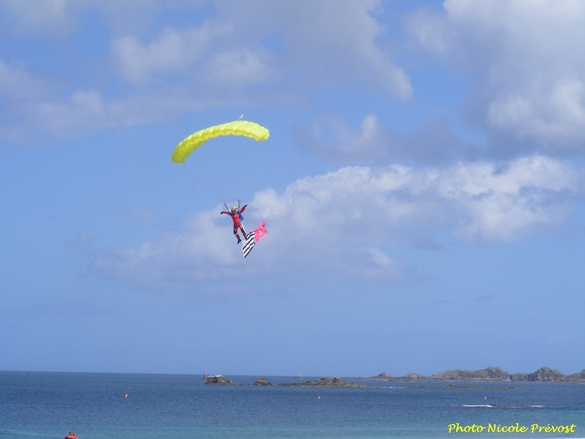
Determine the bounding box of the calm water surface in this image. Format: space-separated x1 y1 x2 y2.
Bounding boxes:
1 372 583 439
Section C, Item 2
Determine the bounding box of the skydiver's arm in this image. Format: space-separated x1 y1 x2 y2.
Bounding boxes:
220 211 228 215
240 205 247 213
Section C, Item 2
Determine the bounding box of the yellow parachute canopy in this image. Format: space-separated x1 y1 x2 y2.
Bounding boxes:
172 120 270 164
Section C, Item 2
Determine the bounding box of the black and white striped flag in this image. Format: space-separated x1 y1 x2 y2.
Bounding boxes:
242 233 256 258
241 221 268 259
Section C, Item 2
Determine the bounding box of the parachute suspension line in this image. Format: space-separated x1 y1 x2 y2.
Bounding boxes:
235 127 256 206
171 119 270 210
199 147 228 209
197 130 250 210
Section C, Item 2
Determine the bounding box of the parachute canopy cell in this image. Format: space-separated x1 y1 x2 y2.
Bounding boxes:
172 120 270 164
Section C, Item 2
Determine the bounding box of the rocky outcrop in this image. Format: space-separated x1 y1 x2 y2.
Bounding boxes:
279 377 364 388
205 375 235 385
427 366 585 382
253 377 272 386
429 366 510 381
402 373 427 380
356 366 584 383
409 384 517 390
365 372 427 381
511 367 583 382
513 367 566 382
567 369 585 381
373 372 394 379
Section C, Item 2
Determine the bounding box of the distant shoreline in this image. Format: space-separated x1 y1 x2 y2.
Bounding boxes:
203 366 585 387
348 366 585 383
3 366 584 384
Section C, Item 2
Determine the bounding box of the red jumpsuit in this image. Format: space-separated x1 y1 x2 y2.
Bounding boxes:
221 205 247 242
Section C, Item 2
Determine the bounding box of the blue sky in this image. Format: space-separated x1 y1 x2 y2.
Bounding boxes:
1 0 584 377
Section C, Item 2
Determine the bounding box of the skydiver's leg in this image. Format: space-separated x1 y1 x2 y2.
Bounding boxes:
239 223 247 237
233 226 242 243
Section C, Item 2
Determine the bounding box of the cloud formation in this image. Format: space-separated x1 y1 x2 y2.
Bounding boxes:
408 0 585 156
0 0 166 36
93 155 581 290
1 1 411 142
294 114 470 165
212 0 412 98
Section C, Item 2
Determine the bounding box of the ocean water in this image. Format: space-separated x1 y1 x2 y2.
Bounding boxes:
0 372 583 439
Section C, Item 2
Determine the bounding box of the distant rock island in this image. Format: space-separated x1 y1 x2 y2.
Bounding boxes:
279 377 365 388
363 366 585 382
409 384 517 390
204 375 364 387
204 375 235 385
203 367 584 386
253 377 272 386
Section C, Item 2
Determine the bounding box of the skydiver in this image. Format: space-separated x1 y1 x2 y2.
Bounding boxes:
221 205 247 244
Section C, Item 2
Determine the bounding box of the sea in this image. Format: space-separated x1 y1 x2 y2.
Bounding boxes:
1 371 583 439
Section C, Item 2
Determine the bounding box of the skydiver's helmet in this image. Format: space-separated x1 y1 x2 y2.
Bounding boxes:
230 206 238 212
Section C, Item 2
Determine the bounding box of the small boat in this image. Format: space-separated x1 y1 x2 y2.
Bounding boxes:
65 433 78 439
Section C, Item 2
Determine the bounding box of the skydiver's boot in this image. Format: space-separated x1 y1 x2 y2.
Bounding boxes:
236 234 242 244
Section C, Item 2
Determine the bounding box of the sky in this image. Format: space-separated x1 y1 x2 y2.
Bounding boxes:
1 0 584 378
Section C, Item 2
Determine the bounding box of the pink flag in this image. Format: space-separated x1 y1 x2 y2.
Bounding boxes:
242 222 268 259
253 221 268 242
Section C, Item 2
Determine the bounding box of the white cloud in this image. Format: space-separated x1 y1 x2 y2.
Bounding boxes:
93 210 242 290
295 114 468 165
108 0 410 95
1 1 412 142
214 0 411 99
487 79 585 146
0 59 105 140
408 0 585 153
112 23 229 84
0 57 119 139
435 156 579 240
203 49 274 87
0 56 201 141
0 59 51 101
258 156 579 242
2 85 109 140
0 0 178 36
66 227 95 253
0 0 69 34
93 156 582 290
